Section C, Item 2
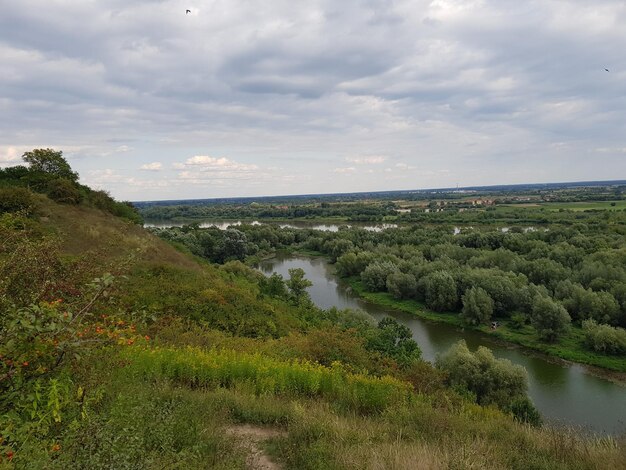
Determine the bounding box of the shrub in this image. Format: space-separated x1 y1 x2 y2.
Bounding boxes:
0 186 36 214
125 346 412 413
582 319 626 355
366 318 421 368
436 340 540 425
45 178 83 204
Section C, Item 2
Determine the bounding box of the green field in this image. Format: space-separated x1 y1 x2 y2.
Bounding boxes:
502 201 626 211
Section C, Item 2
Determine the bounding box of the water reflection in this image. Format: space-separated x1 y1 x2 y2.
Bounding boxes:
260 254 626 435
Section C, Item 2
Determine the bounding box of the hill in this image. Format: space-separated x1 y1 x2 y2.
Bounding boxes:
1 151 625 469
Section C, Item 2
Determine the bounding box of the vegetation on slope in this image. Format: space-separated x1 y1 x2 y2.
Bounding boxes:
1 149 625 468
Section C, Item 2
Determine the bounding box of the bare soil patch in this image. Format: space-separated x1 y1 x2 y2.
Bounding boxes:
226 424 286 470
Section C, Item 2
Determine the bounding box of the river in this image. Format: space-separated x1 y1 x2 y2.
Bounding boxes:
144 219 397 232
259 254 626 435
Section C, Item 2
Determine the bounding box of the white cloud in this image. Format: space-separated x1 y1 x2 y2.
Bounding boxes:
140 162 163 171
0 146 22 166
346 155 387 164
181 156 258 172
595 147 626 154
395 162 416 170
333 167 356 174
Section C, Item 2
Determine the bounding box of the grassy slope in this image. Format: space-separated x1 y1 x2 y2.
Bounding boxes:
9 199 626 469
346 278 626 375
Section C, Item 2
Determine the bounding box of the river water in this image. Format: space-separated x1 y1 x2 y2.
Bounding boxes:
144 219 397 232
259 254 626 435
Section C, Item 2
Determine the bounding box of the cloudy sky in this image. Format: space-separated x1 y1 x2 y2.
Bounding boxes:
1 1 625 201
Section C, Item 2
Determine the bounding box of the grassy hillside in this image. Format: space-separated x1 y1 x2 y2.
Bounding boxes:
1 193 625 469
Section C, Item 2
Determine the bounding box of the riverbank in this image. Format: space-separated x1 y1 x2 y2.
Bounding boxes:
344 277 626 379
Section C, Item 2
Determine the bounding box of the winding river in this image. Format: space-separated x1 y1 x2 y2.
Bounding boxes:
259 254 626 435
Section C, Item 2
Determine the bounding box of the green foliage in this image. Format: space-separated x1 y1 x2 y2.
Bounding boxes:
460 286 494 326
386 271 417 300
436 340 540 425
366 318 421 368
45 178 83 205
85 189 143 224
582 319 626 355
126 346 412 413
361 261 397 292
509 312 528 330
531 296 571 342
0 187 36 214
259 272 288 299
22 148 78 182
286 268 312 305
420 270 458 312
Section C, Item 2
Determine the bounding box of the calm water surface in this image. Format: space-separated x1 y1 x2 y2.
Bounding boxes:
144 219 397 232
259 254 626 435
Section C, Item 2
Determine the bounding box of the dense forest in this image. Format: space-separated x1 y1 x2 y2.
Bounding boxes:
1 150 625 468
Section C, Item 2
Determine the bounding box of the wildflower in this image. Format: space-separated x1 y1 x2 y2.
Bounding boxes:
127 339 135 345
144 335 150 341
51 444 61 452
6 451 14 461
22 361 29 367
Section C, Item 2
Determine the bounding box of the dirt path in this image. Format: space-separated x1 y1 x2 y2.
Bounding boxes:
226 424 286 470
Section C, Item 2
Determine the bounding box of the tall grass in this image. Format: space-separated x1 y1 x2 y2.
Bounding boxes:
125 346 412 413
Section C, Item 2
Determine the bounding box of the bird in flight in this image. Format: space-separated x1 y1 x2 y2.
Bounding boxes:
186 9 191 14
605 68 610 72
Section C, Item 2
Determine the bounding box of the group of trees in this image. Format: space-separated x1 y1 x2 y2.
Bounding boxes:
155 215 626 355
436 340 541 425
0 148 142 223
323 225 626 347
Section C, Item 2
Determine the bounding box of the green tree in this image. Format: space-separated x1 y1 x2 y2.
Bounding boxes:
531 296 571 342
286 268 312 305
436 340 540 425
366 317 421 368
259 273 288 299
386 271 417 300
460 286 494 326
582 319 626 355
361 261 397 292
22 148 78 182
420 270 458 312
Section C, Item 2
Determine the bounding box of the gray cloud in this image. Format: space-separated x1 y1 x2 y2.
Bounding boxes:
1 1 625 199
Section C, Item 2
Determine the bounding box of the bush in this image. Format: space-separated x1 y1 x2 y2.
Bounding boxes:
45 178 83 204
0 186 36 214
582 319 626 355
460 287 494 326
436 340 540 424
366 318 421 368
126 346 412 413
531 296 571 342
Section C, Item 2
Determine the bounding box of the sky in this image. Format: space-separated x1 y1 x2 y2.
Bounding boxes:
1 0 625 201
